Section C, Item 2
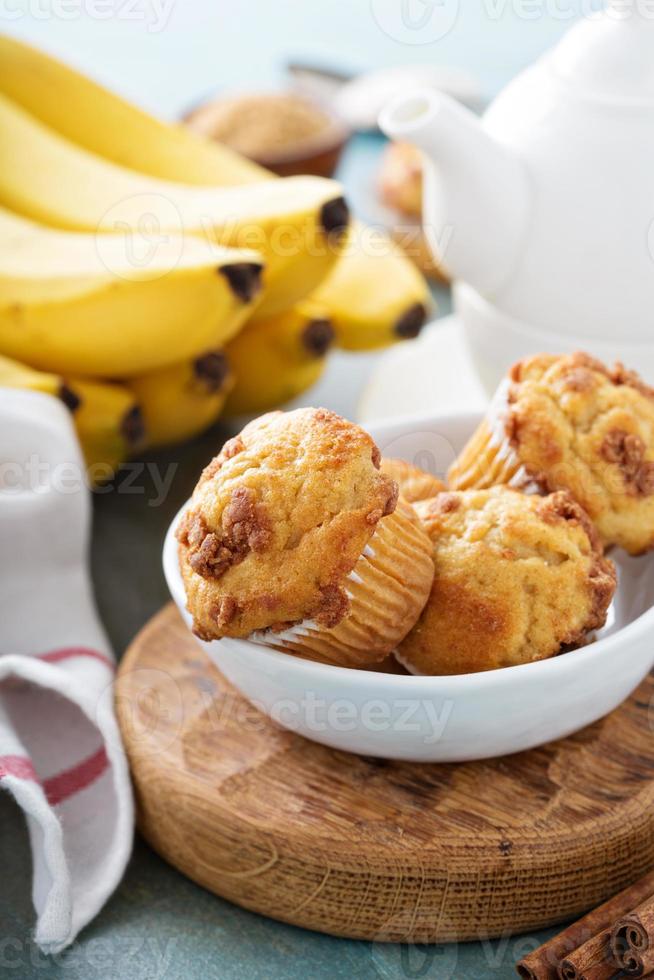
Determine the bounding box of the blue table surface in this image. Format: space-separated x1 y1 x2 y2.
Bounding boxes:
0 4 583 977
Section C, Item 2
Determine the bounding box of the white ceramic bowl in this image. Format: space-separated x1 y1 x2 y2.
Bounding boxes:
163 411 654 763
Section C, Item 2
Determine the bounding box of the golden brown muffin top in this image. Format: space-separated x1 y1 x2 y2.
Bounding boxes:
399 486 616 675
380 457 446 504
378 141 423 218
499 352 654 554
177 407 398 640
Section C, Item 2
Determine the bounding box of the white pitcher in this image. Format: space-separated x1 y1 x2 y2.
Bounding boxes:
380 2 654 387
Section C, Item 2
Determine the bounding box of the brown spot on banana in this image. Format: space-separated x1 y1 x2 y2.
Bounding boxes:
120 405 146 449
58 382 81 413
320 196 350 236
395 302 427 339
218 263 263 303
193 351 231 392
301 318 334 358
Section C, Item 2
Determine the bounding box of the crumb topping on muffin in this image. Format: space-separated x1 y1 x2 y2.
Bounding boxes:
380 457 446 503
599 430 654 496
399 486 616 675
465 352 654 554
179 486 272 580
177 407 399 640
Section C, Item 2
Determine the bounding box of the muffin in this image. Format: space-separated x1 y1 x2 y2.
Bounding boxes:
377 141 449 283
448 352 654 554
380 457 446 503
176 407 435 668
397 487 616 675
378 141 423 218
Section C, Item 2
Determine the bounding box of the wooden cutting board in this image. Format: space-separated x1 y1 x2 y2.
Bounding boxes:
116 603 654 943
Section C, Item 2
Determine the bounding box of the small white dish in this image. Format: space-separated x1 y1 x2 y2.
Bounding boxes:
163 411 654 763
456 283 654 395
359 315 488 425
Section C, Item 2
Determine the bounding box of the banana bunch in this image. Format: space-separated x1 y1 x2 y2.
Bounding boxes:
0 35 433 474
0 92 349 319
0 33 432 348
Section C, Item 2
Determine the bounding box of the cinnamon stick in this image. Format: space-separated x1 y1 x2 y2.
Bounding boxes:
610 896 654 976
557 929 616 980
515 869 654 980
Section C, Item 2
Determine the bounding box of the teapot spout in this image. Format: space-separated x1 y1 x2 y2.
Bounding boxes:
379 89 530 296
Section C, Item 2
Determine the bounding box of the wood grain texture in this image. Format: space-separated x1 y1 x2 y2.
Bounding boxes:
116 604 654 943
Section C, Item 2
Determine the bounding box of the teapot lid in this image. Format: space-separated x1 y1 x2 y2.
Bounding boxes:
548 2 654 104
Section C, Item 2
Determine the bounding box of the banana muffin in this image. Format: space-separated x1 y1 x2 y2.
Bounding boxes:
177 407 434 667
448 352 654 554
380 457 446 503
397 486 616 675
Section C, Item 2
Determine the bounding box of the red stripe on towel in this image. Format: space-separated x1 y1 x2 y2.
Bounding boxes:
0 754 37 782
38 648 114 671
43 746 109 806
0 748 109 805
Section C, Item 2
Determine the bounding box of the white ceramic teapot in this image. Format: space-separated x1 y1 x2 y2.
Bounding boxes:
380 2 654 388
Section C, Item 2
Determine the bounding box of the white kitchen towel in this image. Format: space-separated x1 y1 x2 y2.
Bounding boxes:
0 388 133 954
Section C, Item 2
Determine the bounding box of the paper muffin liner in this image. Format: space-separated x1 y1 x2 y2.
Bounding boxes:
392 647 423 676
252 500 434 669
448 379 539 492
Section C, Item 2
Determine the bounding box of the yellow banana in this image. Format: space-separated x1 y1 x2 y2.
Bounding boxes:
310 232 431 350
0 35 430 346
0 33 268 186
70 378 145 483
0 93 348 318
128 350 233 448
0 350 63 398
0 351 144 480
0 205 262 377
224 303 334 416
